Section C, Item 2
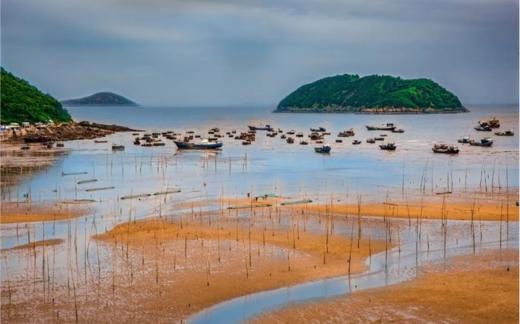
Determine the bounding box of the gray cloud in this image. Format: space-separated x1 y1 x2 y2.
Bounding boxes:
1 0 518 106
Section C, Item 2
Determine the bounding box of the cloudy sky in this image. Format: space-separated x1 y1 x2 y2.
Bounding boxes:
1 0 518 106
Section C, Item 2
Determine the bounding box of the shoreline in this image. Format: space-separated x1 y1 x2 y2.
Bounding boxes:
273 107 469 114
0 120 139 144
0 201 88 224
251 249 519 323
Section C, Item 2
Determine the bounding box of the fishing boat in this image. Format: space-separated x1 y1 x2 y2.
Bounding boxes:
366 138 376 144
457 136 470 144
479 117 500 128
432 144 459 154
338 129 355 137
392 128 405 133
300 141 308 145
248 125 273 131
374 137 385 141
314 144 331 154
309 133 322 140
174 140 223 150
242 140 251 145
296 132 304 137
112 144 125 151
469 138 493 147
281 134 287 139
335 139 343 143
286 137 294 144
366 123 396 131
474 125 492 132
379 143 396 151
287 130 295 135
495 130 514 136
310 127 326 132
94 140 108 143
133 138 141 145
352 140 362 145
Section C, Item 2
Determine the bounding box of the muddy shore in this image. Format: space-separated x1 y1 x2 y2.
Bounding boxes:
0 121 139 144
251 249 518 324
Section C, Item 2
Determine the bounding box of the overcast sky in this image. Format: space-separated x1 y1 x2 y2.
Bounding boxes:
1 0 518 106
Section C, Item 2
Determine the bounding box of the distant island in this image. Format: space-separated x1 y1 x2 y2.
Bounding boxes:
1 68 72 124
275 74 467 113
62 92 138 106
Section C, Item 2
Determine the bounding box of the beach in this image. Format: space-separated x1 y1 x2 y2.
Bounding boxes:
0 104 518 323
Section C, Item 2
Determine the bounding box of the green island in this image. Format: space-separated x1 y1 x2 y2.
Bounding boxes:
62 92 138 106
276 74 467 113
1 68 72 124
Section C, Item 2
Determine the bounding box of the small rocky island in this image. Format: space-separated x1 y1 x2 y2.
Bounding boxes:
276 74 467 113
62 92 138 106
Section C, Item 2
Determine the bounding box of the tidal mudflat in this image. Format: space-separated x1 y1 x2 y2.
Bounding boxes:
1 105 518 323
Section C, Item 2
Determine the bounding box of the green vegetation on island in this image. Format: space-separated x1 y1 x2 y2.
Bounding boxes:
276 74 467 113
62 92 138 106
1 68 72 124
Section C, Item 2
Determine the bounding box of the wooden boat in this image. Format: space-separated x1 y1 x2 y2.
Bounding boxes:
300 141 308 145
338 129 355 137
152 142 165 146
94 140 108 143
479 117 500 128
335 139 343 143
366 138 376 144
474 125 492 132
56 143 64 148
495 130 514 136
242 140 251 145
392 128 405 133
469 138 493 147
286 130 295 135
352 140 361 145
248 125 273 131
379 143 396 151
374 137 385 141
174 140 223 149
366 123 396 131
296 132 304 138
310 127 326 132
432 144 459 154
281 134 287 139
309 133 322 140
314 145 331 154
286 137 294 144
112 144 125 151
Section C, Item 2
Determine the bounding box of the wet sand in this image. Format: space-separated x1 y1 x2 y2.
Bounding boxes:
3 239 64 251
1 215 388 323
251 249 519 324
291 192 519 221
0 202 88 224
